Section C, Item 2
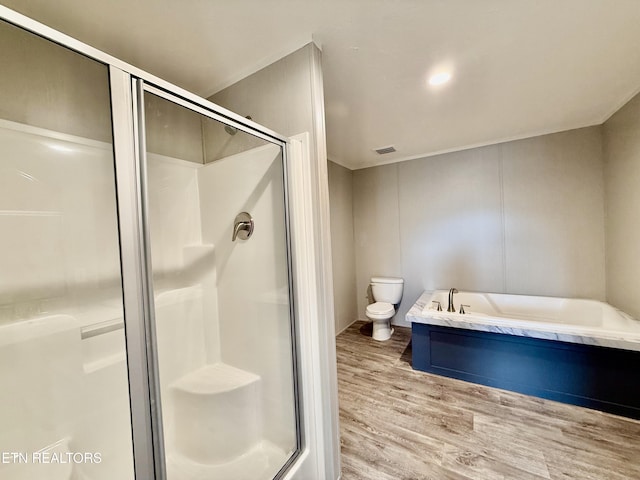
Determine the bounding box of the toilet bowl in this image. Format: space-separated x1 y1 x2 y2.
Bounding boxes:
365 277 404 341
365 302 396 341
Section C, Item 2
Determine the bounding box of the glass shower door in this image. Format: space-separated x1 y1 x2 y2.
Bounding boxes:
0 19 135 480
139 86 300 479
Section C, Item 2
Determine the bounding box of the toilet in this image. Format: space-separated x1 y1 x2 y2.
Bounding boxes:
365 276 404 341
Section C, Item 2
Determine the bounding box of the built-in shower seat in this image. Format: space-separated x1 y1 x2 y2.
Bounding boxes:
170 363 261 463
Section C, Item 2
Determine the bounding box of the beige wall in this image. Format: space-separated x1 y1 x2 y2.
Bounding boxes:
353 163 403 317
604 92 640 320
353 126 606 326
209 45 314 139
144 94 204 163
0 20 111 142
328 161 357 333
501 130 606 298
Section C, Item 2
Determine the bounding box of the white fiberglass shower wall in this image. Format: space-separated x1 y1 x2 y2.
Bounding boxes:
143 91 298 478
0 6 332 479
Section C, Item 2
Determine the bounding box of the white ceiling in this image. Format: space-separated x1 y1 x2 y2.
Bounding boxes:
3 0 640 170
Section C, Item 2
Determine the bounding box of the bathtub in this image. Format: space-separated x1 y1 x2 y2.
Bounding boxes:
407 291 640 419
411 290 640 351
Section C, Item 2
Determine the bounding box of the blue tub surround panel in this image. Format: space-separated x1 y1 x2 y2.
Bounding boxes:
407 293 640 419
411 323 640 419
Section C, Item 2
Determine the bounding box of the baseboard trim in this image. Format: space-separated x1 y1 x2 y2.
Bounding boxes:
335 318 360 336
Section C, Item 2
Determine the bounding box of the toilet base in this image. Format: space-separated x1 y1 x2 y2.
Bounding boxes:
371 319 394 341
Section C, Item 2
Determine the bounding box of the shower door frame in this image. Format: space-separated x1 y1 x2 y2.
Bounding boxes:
0 4 332 480
129 78 303 479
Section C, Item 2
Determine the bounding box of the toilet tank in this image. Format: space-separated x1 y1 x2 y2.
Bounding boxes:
370 277 404 304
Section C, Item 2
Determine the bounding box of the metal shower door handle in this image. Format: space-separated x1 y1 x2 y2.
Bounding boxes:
232 212 254 241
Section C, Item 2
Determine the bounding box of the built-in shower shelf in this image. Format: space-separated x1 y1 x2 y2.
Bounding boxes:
171 363 259 395
170 363 262 464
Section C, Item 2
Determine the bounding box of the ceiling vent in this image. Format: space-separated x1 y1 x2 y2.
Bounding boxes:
374 145 396 155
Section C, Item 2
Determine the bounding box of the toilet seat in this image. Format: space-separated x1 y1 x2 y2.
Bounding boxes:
365 301 395 319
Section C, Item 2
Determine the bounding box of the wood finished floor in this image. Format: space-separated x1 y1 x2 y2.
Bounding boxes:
337 321 640 480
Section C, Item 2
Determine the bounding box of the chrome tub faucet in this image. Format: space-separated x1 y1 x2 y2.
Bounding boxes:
447 288 458 312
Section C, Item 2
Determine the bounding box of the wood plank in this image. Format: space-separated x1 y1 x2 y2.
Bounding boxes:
337 321 640 480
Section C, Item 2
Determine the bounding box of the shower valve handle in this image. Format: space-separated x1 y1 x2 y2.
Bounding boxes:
232 212 254 241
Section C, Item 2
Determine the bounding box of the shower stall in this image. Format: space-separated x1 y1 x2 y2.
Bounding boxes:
0 7 333 480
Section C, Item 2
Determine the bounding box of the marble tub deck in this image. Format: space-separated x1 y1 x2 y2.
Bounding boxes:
407 292 640 352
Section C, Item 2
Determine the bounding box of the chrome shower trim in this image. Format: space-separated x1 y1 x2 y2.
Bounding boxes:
109 67 160 480
143 84 285 147
274 130 304 480
133 78 168 480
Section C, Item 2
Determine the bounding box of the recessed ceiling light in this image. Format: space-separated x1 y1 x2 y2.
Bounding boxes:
428 71 452 86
